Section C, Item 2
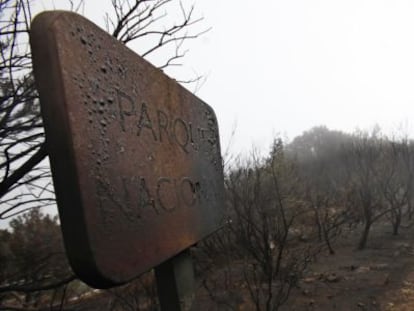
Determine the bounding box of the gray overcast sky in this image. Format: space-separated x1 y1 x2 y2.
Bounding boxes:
36 0 414 155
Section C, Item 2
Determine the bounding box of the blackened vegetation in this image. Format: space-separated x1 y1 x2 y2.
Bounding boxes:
3 1 414 310
3 122 414 311
194 127 414 311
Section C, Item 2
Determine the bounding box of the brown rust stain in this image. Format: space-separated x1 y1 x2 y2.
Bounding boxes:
30 11 224 288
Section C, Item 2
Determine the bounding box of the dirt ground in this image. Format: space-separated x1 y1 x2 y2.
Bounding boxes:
280 224 414 311
69 222 414 310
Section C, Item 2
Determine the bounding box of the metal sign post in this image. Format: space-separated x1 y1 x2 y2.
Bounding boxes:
30 11 224 309
155 250 195 311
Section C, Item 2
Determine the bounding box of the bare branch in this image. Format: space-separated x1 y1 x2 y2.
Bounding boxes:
0 274 76 294
0 143 47 199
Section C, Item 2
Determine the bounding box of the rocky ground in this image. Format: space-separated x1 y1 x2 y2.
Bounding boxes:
280 224 414 311
66 222 414 310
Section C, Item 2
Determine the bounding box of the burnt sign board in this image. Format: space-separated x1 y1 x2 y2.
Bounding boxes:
30 11 224 288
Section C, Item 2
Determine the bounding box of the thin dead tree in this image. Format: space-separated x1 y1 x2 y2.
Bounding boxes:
201 140 316 311
345 131 391 250
377 138 414 235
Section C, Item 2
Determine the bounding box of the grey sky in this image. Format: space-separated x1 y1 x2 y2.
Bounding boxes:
37 0 414 155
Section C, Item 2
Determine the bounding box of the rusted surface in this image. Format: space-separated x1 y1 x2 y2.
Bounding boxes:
30 11 224 288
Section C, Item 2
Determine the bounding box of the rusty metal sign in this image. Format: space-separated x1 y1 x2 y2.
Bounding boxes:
30 11 224 288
